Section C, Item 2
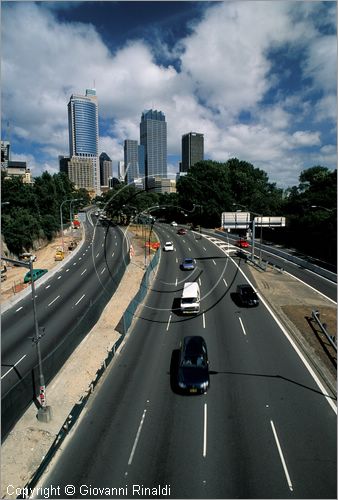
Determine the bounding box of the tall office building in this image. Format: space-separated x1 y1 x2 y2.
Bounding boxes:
68 88 100 195
181 132 204 172
124 140 139 184
99 152 112 187
140 109 167 187
118 161 126 182
1 141 10 169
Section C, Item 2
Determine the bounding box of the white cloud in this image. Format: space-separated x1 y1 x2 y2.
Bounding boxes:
1 1 336 189
291 130 321 147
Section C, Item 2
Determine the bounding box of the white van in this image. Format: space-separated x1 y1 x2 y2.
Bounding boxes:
181 282 200 314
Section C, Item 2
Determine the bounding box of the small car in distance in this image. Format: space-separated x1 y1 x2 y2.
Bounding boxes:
235 239 250 248
177 336 209 394
170 221 178 226
19 252 37 262
180 258 195 270
236 284 259 306
177 228 187 235
163 241 174 252
24 268 48 284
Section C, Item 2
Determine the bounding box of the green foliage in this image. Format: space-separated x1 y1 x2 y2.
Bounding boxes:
1 172 85 256
177 158 284 226
279 166 337 263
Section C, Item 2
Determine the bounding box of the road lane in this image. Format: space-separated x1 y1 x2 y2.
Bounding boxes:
37 224 336 498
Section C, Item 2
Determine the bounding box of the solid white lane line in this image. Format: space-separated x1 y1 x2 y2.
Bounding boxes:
203 403 207 457
238 317 247 336
81 268 87 276
128 409 147 465
223 278 228 286
175 278 178 286
100 267 106 275
75 294 85 306
270 420 293 491
15 306 23 312
48 295 60 307
166 314 172 331
202 313 206 329
1 354 27 379
284 270 336 305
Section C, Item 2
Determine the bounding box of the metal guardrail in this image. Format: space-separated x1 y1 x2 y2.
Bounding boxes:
214 229 337 282
311 309 337 352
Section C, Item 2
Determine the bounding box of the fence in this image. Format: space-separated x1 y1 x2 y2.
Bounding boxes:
1 253 130 440
311 309 337 352
18 249 160 498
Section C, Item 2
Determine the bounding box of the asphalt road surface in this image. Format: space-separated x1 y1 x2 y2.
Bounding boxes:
1 211 129 437
37 223 336 499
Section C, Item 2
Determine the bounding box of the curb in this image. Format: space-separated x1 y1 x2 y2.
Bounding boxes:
17 249 161 498
251 276 337 400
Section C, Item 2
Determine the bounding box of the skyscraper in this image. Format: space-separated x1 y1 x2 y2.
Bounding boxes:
181 132 204 172
124 139 139 184
140 109 167 187
99 152 112 187
68 89 100 194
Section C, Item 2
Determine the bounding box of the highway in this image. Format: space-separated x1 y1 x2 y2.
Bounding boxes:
38 223 337 499
1 211 129 438
211 230 337 303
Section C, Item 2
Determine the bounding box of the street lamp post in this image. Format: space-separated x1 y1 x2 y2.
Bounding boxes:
0 256 52 422
60 198 82 252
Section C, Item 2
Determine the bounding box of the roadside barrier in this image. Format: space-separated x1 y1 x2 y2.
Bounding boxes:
311 309 337 352
18 250 160 498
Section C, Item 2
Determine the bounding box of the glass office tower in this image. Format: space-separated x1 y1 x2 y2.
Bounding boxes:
68 89 100 194
124 139 139 184
181 132 204 172
140 109 167 187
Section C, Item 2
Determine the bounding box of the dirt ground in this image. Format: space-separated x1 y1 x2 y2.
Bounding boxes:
1 227 336 498
1 229 82 303
1 226 148 498
249 264 337 390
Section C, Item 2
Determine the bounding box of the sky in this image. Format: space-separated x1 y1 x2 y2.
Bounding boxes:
1 0 337 188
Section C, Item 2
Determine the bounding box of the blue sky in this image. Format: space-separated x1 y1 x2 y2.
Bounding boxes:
1 1 336 188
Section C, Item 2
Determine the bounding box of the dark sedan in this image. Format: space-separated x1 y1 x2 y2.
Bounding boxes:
177 336 209 394
177 228 187 235
236 284 259 306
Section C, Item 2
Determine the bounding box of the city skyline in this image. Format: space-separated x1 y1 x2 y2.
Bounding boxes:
1 1 336 188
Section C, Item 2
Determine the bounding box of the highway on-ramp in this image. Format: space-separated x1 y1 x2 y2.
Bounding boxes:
37 223 336 499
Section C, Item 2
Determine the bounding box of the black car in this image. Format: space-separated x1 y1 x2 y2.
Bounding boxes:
237 284 259 306
177 336 209 394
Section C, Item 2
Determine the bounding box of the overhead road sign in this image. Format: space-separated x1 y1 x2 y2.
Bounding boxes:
222 212 250 229
254 216 286 227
